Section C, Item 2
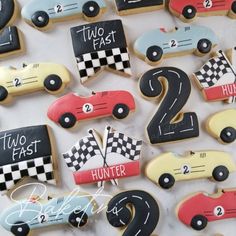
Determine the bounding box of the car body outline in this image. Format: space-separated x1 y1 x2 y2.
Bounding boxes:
206 109 236 144
134 25 217 65
145 151 236 189
176 188 236 230
0 63 71 104
0 193 97 235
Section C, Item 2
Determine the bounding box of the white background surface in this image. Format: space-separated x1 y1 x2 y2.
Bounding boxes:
0 0 236 235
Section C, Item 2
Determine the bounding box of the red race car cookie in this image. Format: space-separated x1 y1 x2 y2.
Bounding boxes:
47 90 135 129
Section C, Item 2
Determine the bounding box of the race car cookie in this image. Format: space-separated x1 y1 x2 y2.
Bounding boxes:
169 0 236 22
114 0 164 16
146 151 236 189
47 90 135 129
21 0 107 31
176 188 236 231
134 25 217 65
206 109 236 144
70 20 132 83
0 62 71 104
0 125 58 193
0 192 97 236
106 190 159 236
63 126 142 187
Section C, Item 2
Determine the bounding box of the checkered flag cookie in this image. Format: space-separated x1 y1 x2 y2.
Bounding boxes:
63 134 101 172
194 50 234 88
0 156 56 192
106 131 142 161
76 47 132 83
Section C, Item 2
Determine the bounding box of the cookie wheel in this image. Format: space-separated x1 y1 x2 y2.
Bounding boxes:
112 104 130 119
31 11 50 28
0 86 9 102
44 74 63 92
82 1 101 19
220 127 236 143
190 215 208 231
197 39 212 54
68 211 88 228
146 46 163 63
10 221 30 236
212 165 229 182
59 113 77 129
158 173 175 189
182 5 196 20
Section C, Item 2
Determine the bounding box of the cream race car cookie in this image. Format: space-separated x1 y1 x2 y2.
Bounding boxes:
0 62 71 104
47 90 135 129
206 109 236 144
21 0 107 31
0 193 97 236
146 151 236 189
134 25 217 65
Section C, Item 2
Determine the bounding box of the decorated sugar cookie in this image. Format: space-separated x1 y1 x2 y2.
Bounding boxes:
0 0 18 30
146 151 236 189
134 25 217 66
176 188 236 231
21 0 107 31
206 109 236 144
114 0 164 16
0 26 24 59
169 0 236 22
0 193 97 236
106 190 159 236
70 20 132 83
139 67 199 145
0 125 58 193
63 126 142 187
47 90 135 129
0 62 71 104
194 49 236 103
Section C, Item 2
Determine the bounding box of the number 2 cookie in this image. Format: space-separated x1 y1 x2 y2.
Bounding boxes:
146 151 235 189
134 25 217 66
47 90 135 129
21 0 107 31
70 20 132 83
139 67 199 145
206 109 236 144
169 0 236 22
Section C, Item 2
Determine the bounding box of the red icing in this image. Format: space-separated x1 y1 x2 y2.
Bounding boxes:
47 91 135 123
178 190 236 226
203 82 236 101
73 161 140 184
169 0 233 14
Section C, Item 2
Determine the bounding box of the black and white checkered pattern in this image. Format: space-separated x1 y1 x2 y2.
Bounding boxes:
63 135 101 172
194 51 234 88
0 156 56 192
76 47 132 83
106 131 142 161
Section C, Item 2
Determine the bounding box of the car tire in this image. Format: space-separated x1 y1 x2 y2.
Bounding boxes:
190 215 207 231
231 1 236 14
82 1 100 18
31 11 49 28
197 39 212 54
158 173 175 189
220 127 236 143
11 221 30 236
0 86 8 102
59 113 77 129
182 5 196 20
146 46 163 63
112 104 130 119
212 165 229 182
69 211 88 228
44 74 63 92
